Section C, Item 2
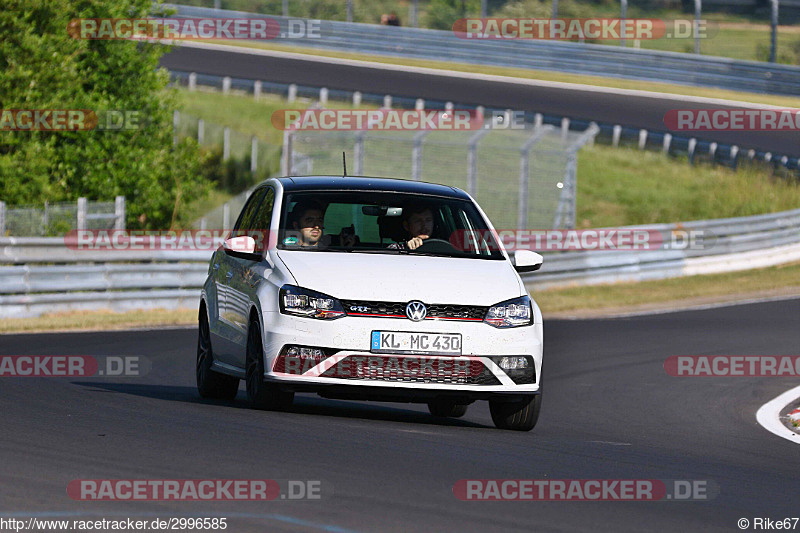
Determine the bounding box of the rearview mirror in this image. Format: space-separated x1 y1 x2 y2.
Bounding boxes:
512 250 543 273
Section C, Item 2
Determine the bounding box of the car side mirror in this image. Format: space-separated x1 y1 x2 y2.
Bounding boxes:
223 236 261 261
512 250 543 273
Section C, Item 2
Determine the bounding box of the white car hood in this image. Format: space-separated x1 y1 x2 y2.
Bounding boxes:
275 250 523 306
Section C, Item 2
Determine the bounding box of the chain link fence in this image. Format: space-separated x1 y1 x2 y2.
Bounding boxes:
282 121 598 230
0 198 125 237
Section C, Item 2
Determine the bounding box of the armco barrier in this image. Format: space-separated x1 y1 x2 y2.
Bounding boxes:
2 206 800 317
166 4 800 96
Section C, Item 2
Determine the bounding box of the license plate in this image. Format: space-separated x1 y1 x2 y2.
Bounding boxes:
370 331 462 355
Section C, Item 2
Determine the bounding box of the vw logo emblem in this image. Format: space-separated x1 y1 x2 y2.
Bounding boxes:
405 301 427 322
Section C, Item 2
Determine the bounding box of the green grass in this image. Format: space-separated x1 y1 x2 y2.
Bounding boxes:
0 309 197 334
575 146 800 228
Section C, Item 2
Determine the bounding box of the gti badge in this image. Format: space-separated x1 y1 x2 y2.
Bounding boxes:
405 301 427 321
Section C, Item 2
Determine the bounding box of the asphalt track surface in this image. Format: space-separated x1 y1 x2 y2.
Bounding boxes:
2 298 799 532
160 45 800 157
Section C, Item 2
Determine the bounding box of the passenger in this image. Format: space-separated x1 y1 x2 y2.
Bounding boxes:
389 205 435 250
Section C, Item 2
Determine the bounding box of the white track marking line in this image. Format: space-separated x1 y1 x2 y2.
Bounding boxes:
756 384 800 444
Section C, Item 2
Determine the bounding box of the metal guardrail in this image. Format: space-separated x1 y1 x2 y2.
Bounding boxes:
166 4 800 97
2 207 800 317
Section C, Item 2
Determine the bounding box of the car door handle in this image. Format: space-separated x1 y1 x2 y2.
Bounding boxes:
225 271 234 279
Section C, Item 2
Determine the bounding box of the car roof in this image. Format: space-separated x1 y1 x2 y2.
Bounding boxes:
273 176 471 200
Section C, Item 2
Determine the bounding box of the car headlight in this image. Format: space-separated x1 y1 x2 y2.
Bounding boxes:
484 295 533 328
279 285 346 320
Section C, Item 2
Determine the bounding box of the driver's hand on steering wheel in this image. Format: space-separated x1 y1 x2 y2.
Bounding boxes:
407 234 429 250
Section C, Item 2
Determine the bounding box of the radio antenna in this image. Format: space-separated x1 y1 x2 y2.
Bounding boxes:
342 152 347 177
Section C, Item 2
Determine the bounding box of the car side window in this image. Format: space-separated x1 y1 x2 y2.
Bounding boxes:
250 188 275 252
232 188 267 238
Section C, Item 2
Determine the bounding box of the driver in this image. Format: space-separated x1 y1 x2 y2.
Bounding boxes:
288 200 357 248
389 205 435 250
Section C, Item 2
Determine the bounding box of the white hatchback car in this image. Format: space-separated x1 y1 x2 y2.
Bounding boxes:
197 176 544 431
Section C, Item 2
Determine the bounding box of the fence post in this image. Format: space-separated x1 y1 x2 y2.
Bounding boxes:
694 0 702 54
730 145 739 169
288 84 297 103
282 131 293 175
415 98 425 111
663 133 672 154
354 132 366 175
688 138 697 165
620 0 628 48
588 122 597 146
517 128 550 230
223 127 230 161
709 142 717 159
173 110 179 146
254 80 262 100
197 119 204 144
383 95 392 109
561 117 570 141
612 124 621 147
320 87 329 106
764 152 772 163
467 129 490 198
114 196 125 230
353 91 362 107
554 152 578 229
638 129 648 149
0 201 5 235
251 136 258 173
222 76 231 94
77 197 87 231
534 113 543 129
223 203 231 230
188 72 197 91
411 131 428 181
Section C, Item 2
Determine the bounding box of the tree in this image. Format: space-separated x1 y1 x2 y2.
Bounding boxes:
0 0 209 229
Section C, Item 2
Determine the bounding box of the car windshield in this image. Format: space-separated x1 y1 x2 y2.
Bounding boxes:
277 191 505 259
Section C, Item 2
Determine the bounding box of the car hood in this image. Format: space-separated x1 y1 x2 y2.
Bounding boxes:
275 250 523 306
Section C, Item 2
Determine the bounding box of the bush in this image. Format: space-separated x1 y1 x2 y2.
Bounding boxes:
0 0 211 230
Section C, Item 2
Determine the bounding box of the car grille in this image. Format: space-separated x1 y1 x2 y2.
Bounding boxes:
341 299 488 321
319 355 501 386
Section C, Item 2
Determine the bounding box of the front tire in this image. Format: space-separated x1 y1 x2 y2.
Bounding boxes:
197 308 239 400
245 318 294 410
427 399 469 418
489 394 541 431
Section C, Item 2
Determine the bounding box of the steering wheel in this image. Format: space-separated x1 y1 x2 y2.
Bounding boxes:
415 238 459 253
